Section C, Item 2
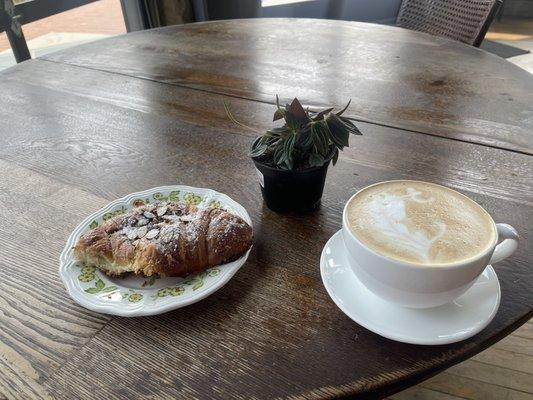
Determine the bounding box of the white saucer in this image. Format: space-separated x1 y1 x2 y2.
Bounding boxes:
320 230 500 345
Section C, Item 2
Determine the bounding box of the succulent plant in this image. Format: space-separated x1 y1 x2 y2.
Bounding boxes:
225 96 361 170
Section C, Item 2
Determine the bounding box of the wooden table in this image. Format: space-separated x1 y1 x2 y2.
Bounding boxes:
0 19 531 399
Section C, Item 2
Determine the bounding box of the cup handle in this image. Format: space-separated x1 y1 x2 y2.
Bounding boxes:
489 223 519 265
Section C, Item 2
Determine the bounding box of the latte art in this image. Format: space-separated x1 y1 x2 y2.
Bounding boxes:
366 188 446 263
346 181 496 265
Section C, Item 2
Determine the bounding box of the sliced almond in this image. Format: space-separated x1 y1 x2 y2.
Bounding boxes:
146 229 159 240
137 226 148 238
144 211 155 219
156 206 168 217
137 217 149 226
125 227 138 240
162 215 180 223
161 233 172 243
180 215 194 222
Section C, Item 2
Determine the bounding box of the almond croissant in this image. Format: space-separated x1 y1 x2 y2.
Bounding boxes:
73 201 253 277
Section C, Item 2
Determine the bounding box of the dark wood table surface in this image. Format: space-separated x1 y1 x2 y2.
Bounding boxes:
0 19 531 399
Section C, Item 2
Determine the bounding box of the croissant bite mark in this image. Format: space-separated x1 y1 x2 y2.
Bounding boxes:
73 201 253 277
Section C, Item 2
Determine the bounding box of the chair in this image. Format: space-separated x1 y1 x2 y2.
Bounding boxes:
396 0 503 47
0 0 99 63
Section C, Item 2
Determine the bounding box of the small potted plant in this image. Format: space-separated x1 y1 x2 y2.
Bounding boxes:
225 97 362 213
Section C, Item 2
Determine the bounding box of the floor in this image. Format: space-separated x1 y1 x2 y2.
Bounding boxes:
389 321 533 400
485 18 533 73
0 4 531 399
0 0 125 69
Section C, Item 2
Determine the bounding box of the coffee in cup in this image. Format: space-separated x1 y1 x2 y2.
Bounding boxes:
345 180 496 266
341 180 519 308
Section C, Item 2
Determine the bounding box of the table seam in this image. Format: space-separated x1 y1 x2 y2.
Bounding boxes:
35 57 532 157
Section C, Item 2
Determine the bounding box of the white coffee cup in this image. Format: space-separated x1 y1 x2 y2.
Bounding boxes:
342 182 519 309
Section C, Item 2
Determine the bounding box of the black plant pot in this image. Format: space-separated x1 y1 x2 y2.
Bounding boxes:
251 141 334 213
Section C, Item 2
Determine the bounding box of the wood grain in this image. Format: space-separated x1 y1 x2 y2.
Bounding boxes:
1 61 531 206
402 371 533 400
0 40 531 398
39 19 533 154
0 160 110 398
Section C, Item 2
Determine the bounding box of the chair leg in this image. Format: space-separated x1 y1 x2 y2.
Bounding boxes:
1 0 31 63
5 25 31 63
474 0 503 47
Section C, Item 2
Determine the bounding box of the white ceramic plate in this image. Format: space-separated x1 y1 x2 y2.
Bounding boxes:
321 230 500 345
59 185 252 317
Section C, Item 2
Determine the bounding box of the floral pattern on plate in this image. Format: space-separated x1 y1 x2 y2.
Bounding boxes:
59 185 252 316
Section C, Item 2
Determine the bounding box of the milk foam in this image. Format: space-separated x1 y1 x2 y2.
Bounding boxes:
346 181 495 265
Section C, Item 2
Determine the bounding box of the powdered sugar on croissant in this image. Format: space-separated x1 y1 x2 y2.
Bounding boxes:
73 201 253 277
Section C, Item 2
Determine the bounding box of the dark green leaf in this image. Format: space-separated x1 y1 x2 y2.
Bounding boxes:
336 99 352 116
315 121 331 155
340 117 363 135
287 98 308 121
283 134 296 169
325 113 350 149
309 153 325 167
273 143 285 165
284 98 310 131
252 96 361 170
85 287 100 294
250 142 268 157
266 127 289 136
301 124 315 148
311 107 334 121
332 148 339 165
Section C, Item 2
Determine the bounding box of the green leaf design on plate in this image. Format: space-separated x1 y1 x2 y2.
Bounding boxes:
168 191 180 201
89 220 98 229
184 277 204 291
95 279 105 290
113 206 126 216
103 212 114 221
82 278 117 296
156 288 171 298
153 192 168 201
122 293 130 299
170 286 185 296
184 192 202 205
192 280 204 291
208 268 220 277
210 200 222 209
78 272 95 282
81 265 96 274
128 293 143 303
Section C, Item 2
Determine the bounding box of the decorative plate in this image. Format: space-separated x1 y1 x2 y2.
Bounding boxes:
59 185 252 316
